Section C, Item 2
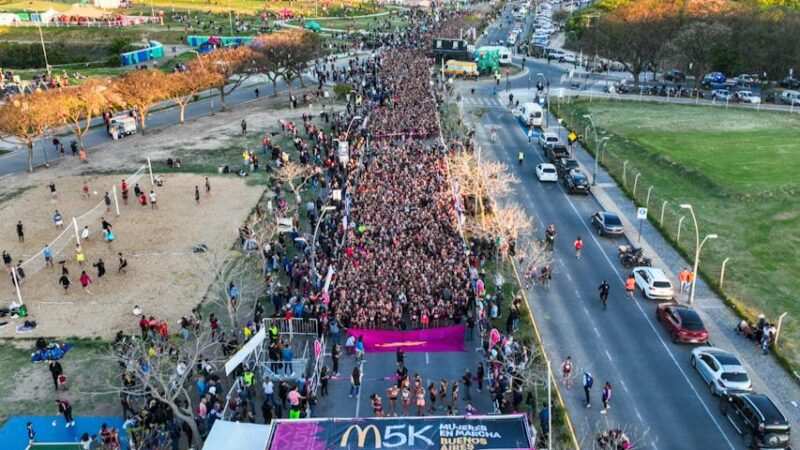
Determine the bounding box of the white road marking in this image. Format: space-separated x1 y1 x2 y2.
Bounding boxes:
619 378 629 393
354 360 364 418
592 326 601 338
605 349 613 362
634 407 643 421
426 352 430 365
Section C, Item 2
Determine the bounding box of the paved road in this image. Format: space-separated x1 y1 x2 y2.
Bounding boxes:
459 86 748 449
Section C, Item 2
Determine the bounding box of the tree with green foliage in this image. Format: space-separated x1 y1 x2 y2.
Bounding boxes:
477 50 500 74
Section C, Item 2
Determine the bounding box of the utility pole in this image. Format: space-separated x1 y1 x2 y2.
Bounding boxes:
37 23 51 78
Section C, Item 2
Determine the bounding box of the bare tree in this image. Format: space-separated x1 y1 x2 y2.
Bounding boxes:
204 251 264 331
111 329 222 448
275 161 318 205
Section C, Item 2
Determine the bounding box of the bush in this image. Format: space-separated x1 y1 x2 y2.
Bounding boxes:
333 83 353 99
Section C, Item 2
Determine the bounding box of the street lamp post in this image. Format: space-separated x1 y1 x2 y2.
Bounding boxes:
592 136 609 186
680 203 717 305
310 205 337 285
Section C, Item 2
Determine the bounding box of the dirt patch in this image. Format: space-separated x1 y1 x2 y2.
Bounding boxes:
0 173 263 338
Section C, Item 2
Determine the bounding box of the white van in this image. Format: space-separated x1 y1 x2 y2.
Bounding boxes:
518 102 544 128
780 90 800 106
476 46 512 65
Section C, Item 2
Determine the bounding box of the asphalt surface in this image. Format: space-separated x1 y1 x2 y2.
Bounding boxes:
459 83 747 449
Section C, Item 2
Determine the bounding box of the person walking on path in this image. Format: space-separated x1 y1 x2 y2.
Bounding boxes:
601 381 612 414
582 371 593 408
349 366 362 398
205 177 211 195
104 192 112 213
79 270 93 295
679 267 690 293
195 186 200 205
16 221 24 242
148 190 158 209
75 245 86 267
574 236 583 259
48 182 57 200
241 119 247 136
48 360 63 391
56 399 75 427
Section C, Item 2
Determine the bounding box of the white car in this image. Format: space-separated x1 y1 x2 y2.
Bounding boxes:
735 91 761 104
712 89 733 101
632 266 674 300
690 347 752 396
538 131 560 149
536 163 558 182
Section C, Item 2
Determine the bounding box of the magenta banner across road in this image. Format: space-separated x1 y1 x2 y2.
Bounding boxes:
347 325 465 353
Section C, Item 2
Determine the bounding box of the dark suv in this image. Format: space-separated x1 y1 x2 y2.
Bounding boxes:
563 169 590 195
720 393 791 449
546 144 569 163
554 158 579 177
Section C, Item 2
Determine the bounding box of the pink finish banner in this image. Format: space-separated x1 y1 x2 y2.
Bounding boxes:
347 325 465 353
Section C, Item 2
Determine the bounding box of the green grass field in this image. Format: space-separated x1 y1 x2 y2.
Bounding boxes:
554 100 800 371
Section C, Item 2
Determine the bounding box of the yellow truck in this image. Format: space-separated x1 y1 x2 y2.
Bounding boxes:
444 60 479 79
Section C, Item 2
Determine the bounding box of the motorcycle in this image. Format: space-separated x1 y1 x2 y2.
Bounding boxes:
618 245 652 268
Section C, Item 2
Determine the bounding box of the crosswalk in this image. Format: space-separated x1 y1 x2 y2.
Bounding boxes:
459 96 505 108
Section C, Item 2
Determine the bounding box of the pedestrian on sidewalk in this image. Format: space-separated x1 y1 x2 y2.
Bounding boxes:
601 381 612 414
241 119 247 136
582 371 593 408
16 221 24 242
561 356 573 389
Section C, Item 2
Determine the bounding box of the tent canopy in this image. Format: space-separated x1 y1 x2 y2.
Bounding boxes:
203 420 270 450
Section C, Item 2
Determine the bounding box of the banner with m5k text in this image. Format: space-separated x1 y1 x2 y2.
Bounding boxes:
268 414 535 450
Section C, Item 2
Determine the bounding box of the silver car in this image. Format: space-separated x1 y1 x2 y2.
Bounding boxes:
690 347 752 396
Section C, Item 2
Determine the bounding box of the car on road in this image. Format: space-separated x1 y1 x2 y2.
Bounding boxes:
632 266 674 300
720 393 792 449
735 90 761 104
703 72 727 87
656 303 709 344
712 89 734 101
779 77 800 89
591 211 624 236
690 347 752 396
553 157 578 177
536 163 558 182
563 169 590 194
546 144 569 163
538 131 560 149
779 90 800 106
663 69 686 82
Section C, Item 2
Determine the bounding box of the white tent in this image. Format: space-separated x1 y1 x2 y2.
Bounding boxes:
0 13 19 25
202 421 271 450
40 9 59 23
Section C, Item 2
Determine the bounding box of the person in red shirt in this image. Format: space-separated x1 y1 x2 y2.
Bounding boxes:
574 236 584 259
79 271 93 295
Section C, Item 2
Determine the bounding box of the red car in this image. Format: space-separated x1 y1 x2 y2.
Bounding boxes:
656 303 709 344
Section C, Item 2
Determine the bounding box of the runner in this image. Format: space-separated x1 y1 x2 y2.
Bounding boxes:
601 382 612 414
598 280 610 309
625 274 636 298
574 236 583 259
561 356 573 389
